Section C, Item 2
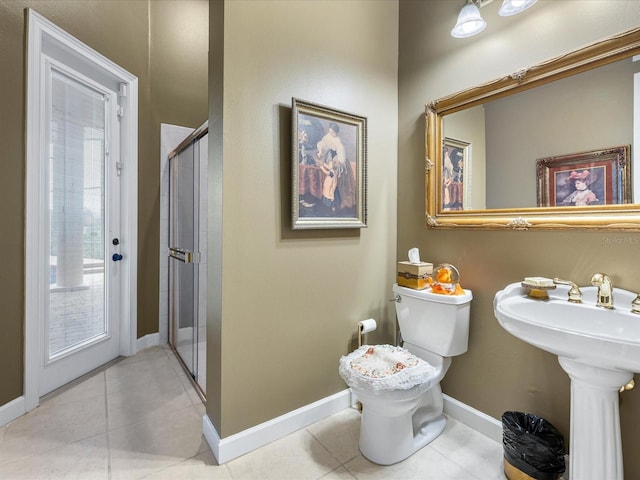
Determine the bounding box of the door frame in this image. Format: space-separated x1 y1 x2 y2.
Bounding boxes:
24 9 138 411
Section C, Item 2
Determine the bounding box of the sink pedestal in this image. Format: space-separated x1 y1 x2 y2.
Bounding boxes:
495 282 640 480
559 357 632 480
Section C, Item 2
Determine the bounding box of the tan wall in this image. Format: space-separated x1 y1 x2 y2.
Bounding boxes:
0 0 207 406
144 0 209 335
399 0 640 477
208 0 399 437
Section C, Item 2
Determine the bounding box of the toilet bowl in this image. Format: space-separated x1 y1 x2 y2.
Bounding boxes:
339 283 472 465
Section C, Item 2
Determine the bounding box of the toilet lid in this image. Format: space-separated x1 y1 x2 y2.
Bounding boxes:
339 344 437 392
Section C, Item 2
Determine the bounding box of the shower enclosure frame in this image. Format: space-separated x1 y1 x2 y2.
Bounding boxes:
167 121 208 400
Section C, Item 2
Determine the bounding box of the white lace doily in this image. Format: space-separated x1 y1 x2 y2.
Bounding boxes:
339 344 437 391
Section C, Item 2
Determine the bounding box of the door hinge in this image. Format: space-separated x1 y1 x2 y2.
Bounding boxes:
117 83 127 118
116 161 123 176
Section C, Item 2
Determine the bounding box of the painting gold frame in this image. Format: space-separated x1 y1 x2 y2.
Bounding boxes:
292 98 367 230
536 146 631 208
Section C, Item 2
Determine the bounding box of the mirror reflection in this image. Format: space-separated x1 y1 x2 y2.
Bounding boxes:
425 27 640 230
442 56 638 211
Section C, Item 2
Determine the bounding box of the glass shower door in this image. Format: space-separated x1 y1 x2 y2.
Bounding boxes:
169 142 200 381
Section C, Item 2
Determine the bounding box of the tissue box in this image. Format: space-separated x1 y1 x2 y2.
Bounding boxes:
397 261 433 290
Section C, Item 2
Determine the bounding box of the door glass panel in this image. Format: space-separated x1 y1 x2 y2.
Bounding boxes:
48 69 107 360
171 260 197 375
171 144 196 252
169 143 198 377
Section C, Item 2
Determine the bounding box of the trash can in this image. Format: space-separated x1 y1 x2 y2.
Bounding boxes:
502 411 566 480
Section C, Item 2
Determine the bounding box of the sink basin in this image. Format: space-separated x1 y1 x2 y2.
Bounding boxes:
495 282 640 480
494 282 640 372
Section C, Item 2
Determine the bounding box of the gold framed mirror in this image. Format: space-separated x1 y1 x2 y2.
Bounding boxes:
425 27 640 230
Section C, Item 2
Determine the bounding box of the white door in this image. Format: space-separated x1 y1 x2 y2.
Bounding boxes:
39 63 122 396
25 10 138 404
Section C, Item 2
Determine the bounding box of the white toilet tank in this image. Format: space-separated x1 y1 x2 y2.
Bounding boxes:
393 283 473 357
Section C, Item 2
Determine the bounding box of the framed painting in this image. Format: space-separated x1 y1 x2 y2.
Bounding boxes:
442 137 470 211
536 146 631 207
292 98 367 229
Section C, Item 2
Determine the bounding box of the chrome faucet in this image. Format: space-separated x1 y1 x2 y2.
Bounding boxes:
591 273 614 309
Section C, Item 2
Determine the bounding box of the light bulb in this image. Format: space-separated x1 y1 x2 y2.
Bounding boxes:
499 0 537 16
451 2 487 38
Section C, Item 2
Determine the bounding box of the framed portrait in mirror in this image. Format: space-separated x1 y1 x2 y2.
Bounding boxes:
536 145 631 207
442 137 470 211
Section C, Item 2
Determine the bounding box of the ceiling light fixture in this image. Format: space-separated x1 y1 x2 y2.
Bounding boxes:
498 0 538 16
451 0 487 39
451 0 538 39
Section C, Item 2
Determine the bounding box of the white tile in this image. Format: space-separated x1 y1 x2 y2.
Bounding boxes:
0 433 108 479
0 344 513 480
107 380 193 431
307 406 361 464
174 366 206 407
41 371 106 408
106 351 194 430
0 391 107 465
318 466 358 479
225 429 340 480
109 404 208 480
429 416 505 479
110 346 171 371
344 446 478 480
145 450 233 480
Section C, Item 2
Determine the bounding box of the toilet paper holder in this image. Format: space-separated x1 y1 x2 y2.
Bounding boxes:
355 319 377 412
358 319 377 347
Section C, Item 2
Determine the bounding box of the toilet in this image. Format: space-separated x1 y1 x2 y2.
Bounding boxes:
339 283 472 465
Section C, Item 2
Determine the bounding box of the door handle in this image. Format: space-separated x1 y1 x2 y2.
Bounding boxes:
168 248 200 264
112 253 123 262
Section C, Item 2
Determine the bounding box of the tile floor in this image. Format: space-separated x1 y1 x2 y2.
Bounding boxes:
0 345 511 479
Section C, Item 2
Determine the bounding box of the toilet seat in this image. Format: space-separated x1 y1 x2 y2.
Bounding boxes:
339 344 438 392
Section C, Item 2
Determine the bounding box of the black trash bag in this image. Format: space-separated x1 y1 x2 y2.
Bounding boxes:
502 411 566 480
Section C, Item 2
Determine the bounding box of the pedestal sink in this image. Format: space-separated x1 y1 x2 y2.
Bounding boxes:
494 282 640 480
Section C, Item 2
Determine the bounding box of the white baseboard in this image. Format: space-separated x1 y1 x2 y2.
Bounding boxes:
0 396 26 428
443 393 502 443
203 389 352 464
202 389 501 464
136 332 160 353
